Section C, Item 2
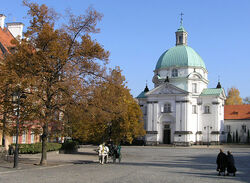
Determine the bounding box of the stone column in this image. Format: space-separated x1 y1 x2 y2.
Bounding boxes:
147 102 152 131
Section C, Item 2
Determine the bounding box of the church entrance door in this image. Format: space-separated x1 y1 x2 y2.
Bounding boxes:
163 124 171 144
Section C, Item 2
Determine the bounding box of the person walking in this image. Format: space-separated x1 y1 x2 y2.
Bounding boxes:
98 143 109 164
226 151 237 176
216 149 227 176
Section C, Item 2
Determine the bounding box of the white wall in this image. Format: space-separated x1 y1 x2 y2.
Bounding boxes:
154 67 208 92
224 120 250 143
6 23 24 39
0 14 6 29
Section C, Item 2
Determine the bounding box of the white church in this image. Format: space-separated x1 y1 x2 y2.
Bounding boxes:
137 20 226 146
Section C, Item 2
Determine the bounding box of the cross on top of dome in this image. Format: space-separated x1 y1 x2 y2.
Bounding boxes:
180 12 184 26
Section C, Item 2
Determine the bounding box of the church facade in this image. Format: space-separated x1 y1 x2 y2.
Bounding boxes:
137 22 226 146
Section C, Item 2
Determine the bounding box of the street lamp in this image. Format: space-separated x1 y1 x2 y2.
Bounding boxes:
12 89 20 168
207 126 212 147
12 88 26 168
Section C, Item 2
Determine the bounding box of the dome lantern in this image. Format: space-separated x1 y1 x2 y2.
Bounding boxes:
175 13 188 46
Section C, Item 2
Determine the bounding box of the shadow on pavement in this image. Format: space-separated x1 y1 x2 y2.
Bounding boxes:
118 152 250 183
72 160 95 164
69 151 97 156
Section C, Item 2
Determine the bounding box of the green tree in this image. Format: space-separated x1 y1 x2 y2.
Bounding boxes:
225 87 243 105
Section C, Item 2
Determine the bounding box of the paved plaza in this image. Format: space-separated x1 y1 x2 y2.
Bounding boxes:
0 146 249 183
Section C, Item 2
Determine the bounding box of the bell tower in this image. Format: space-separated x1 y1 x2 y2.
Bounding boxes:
175 13 188 46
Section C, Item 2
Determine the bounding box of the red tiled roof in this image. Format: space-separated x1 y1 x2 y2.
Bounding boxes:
224 104 250 120
0 27 15 58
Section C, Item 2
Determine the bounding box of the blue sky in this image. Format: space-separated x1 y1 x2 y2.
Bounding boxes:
1 0 250 98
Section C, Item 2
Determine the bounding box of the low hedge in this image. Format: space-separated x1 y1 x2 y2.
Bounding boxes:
61 140 78 153
11 143 62 154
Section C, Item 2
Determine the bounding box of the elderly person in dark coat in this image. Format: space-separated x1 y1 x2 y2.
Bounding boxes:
226 151 237 176
216 149 227 176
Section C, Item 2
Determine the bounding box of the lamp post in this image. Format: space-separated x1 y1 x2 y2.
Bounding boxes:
12 87 27 168
207 125 209 147
12 89 20 168
207 126 212 147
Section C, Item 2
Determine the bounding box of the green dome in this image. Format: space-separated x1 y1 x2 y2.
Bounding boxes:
155 45 206 70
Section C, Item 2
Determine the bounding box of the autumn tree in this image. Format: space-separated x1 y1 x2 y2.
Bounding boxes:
66 67 145 144
0 45 38 148
0 65 13 147
5 0 109 165
225 87 243 105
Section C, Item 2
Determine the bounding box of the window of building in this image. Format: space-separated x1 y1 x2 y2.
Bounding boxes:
22 131 26 144
144 106 147 115
204 106 210 114
179 36 183 43
12 135 16 143
164 124 170 129
192 105 197 114
31 132 35 144
226 125 231 132
242 125 246 133
192 83 197 93
172 69 178 77
163 103 171 113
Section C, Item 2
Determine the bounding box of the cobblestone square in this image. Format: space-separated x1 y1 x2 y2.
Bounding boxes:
0 146 249 183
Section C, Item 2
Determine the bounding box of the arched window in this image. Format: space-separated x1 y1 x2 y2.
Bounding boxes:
12 135 16 143
242 125 246 133
31 131 35 144
172 69 178 77
22 131 26 144
179 36 183 43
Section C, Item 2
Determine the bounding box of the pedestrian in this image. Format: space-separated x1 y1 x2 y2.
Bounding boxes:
98 142 109 164
226 151 237 176
104 144 109 164
216 149 227 176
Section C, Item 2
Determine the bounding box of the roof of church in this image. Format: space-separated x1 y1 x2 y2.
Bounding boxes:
137 85 149 98
155 45 206 70
136 91 147 98
225 105 250 120
0 27 15 58
200 88 223 96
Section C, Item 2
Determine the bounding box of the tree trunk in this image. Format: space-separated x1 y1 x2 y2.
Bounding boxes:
2 113 6 147
40 124 48 165
2 87 8 147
